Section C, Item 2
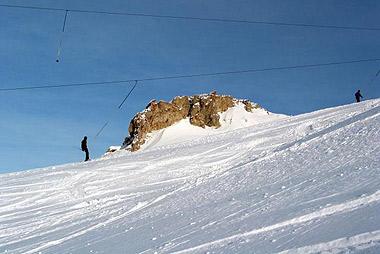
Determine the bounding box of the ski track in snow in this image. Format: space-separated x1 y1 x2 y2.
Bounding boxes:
276 230 380 254
0 100 380 253
171 190 380 253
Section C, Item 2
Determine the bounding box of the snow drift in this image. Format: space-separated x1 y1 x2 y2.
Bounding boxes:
1 99 380 254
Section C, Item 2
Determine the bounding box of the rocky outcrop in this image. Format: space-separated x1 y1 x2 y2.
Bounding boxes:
122 92 260 151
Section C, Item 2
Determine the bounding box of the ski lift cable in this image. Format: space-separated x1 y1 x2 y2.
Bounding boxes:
1 3 380 32
60 10 69 33
94 121 109 139
118 80 138 109
0 80 131 91
94 81 139 139
56 10 69 63
367 68 380 86
1 57 380 92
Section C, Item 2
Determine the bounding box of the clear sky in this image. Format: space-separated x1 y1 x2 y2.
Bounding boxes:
0 0 379 173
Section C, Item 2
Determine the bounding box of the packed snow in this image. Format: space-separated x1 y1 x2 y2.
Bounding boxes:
1 99 380 254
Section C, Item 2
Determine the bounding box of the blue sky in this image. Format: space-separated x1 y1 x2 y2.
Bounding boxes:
0 0 379 173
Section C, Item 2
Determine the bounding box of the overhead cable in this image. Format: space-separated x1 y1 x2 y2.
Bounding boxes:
94 121 109 138
366 68 380 86
118 80 138 109
56 10 69 63
1 57 380 92
95 81 139 139
1 3 380 32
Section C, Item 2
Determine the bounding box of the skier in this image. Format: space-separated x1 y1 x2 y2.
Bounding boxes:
355 90 363 103
81 136 90 162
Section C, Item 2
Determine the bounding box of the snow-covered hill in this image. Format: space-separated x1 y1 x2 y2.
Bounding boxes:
128 103 286 151
1 99 380 254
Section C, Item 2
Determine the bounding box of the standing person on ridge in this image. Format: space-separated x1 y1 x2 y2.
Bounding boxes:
81 136 90 162
355 90 363 103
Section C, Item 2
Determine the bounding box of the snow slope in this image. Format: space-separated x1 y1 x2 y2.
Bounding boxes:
1 99 380 254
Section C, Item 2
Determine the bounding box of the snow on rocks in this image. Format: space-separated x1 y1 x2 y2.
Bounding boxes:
120 92 265 152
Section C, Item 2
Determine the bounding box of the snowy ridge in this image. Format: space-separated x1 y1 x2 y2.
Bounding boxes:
1 99 380 254
139 103 286 151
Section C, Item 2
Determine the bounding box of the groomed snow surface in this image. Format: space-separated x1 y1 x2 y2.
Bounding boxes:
1 99 380 254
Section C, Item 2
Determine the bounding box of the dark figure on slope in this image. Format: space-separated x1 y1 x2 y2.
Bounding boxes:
355 90 363 103
81 136 90 162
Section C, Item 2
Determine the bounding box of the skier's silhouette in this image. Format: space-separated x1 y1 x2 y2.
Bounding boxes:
355 90 363 103
81 136 90 162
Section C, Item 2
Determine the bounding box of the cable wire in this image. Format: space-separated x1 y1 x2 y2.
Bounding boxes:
94 81 139 139
1 57 380 92
1 3 380 32
118 80 138 109
367 68 380 86
56 10 69 63
94 121 109 138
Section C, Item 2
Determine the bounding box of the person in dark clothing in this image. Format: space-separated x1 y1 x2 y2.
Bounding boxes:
355 90 363 103
81 136 90 162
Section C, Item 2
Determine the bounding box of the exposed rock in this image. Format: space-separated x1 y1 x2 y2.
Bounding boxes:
122 92 260 151
241 100 261 112
106 146 121 153
188 94 234 128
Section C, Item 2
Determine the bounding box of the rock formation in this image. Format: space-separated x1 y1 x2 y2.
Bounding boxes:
122 92 260 151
